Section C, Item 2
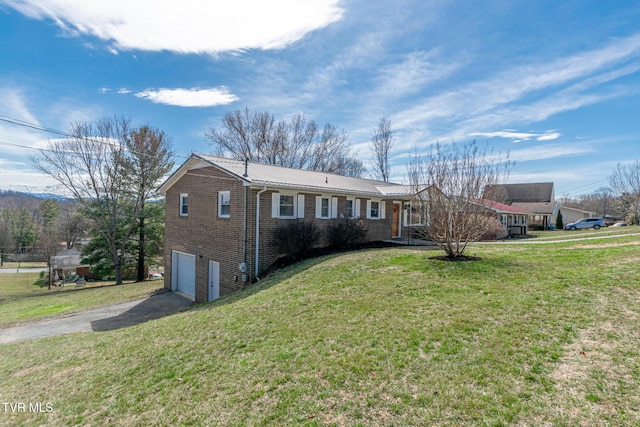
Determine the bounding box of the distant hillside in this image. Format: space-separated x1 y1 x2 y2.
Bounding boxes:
0 190 72 210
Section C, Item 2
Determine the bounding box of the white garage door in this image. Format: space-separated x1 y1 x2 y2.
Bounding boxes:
172 251 196 299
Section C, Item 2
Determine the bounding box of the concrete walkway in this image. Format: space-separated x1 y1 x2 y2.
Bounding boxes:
0 291 193 344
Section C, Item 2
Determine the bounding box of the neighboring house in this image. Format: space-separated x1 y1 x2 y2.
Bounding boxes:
484 182 555 229
159 154 416 303
553 206 596 228
474 199 530 238
51 248 91 281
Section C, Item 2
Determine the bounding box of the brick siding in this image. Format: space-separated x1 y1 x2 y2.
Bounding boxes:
165 167 405 302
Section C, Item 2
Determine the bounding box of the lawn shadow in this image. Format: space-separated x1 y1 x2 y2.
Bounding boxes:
90 290 194 332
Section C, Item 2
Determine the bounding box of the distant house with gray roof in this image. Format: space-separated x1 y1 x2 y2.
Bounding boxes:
159 154 417 302
484 182 556 229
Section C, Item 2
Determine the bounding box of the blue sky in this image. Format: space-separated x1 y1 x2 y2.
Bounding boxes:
1 0 639 197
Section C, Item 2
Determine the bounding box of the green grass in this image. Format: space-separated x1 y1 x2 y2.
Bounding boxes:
528 224 640 240
0 274 163 327
1 230 639 426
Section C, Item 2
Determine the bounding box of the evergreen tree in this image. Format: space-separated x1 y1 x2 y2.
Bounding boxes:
555 209 563 230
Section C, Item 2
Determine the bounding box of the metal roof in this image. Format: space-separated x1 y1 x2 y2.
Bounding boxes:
163 154 414 198
485 182 555 203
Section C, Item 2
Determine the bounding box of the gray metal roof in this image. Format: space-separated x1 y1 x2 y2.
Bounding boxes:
485 182 554 203
51 249 86 269
181 154 414 198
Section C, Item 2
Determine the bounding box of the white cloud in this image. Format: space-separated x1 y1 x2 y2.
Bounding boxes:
508 143 594 162
0 87 41 125
376 50 462 98
0 88 48 155
469 131 561 142
135 87 239 107
2 0 344 54
0 166 62 193
393 33 640 135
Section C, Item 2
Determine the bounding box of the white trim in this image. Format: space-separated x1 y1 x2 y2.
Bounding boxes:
354 199 361 219
315 196 323 219
179 193 189 217
208 260 220 302
316 195 331 219
218 191 230 218
297 194 305 218
271 192 279 218
271 192 299 219
345 198 355 218
331 197 338 219
367 199 382 219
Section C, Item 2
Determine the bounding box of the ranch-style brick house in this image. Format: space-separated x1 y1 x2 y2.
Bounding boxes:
159 154 416 303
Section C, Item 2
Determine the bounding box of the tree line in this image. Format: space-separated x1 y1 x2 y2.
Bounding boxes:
24 107 640 280
558 161 640 225
21 110 396 287
30 116 174 286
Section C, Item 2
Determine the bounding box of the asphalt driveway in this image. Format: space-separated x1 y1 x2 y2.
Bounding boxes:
0 291 193 344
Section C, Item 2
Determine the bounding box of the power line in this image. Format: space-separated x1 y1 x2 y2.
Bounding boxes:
0 113 190 161
562 178 610 197
0 115 70 138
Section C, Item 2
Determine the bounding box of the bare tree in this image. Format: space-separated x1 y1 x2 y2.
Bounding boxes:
407 141 513 259
370 115 394 182
205 108 364 177
32 118 175 284
59 202 89 249
31 116 137 285
609 159 640 224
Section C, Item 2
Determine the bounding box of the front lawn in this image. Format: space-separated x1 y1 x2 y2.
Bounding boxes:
0 274 163 327
1 233 639 425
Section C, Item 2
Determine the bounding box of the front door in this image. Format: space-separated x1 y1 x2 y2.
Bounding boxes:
392 203 400 238
208 260 220 302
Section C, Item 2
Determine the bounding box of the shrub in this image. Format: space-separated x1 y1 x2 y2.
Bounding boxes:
555 210 564 230
328 217 368 249
481 217 509 240
274 221 320 259
528 223 545 231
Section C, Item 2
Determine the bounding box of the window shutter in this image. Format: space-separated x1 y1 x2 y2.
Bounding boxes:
315 196 322 219
331 197 338 219
297 194 305 218
355 199 361 219
366 200 372 219
271 192 280 218
380 201 386 219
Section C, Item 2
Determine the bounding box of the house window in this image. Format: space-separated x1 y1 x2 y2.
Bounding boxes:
366 199 384 220
180 193 188 216
321 197 329 218
346 199 354 218
280 195 295 217
218 191 230 218
370 201 380 219
272 192 303 219
405 203 426 226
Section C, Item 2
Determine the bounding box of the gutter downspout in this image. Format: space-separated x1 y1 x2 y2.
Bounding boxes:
242 185 248 286
255 186 268 279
